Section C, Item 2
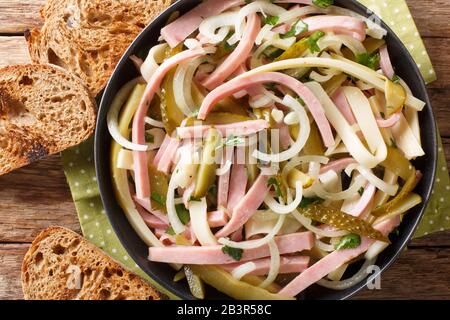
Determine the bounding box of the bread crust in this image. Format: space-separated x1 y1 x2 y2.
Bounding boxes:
26 0 172 95
21 226 163 300
0 63 96 175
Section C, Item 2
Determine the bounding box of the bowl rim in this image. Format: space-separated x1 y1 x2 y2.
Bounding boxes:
95 0 438 300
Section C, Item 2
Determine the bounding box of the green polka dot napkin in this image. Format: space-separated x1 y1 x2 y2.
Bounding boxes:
60 0 449 295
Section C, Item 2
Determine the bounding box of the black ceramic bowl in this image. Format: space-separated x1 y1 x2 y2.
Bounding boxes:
95 0 438 300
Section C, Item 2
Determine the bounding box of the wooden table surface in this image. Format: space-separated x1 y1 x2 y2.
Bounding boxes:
0 0 449 300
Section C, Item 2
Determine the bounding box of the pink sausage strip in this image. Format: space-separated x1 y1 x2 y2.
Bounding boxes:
227 163 248 212
215 174 270 238
161 0 244 48
332 88 356 125
135 204 168 229
376 113 401 128
176 120 269 139
302 16 366 41
134 196 169 225
148 232 314 264
319 157 357 174
279 216 401 297
201 13 261 90
218 146 234 209
198 72 335 147
208 210 229 228
153 135 171 167
346 183 376 217
132 48 206 200
156 137 180 174
221 256 310 276
277 122 292 150
379 45 395 79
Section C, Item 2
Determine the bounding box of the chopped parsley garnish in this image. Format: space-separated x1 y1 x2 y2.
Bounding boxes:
191 108 200 117
267 177 283 198
391 74 400 84
151 192 166 206
312 0 334 9
222 245 243 261
307 31 326 53
165 226 175 236
145 132 154 143
358 187 364 196
299 196 324 208
335 234 361 250
175 204 190 225
222 134 245 148
264 15 279 26
281 19 309 39
355 52 380 70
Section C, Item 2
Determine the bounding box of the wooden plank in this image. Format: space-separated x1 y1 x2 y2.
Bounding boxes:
0 0 44 34
354 247 450 299
0 156 81 243
0 36 29 67
410 231 450 247
0 0 448 38
424 38 450 90
1 243 449 300
409 0 450 38
0 244 28 300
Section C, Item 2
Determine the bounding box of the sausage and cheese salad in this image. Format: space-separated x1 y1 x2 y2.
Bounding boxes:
107 0 426 299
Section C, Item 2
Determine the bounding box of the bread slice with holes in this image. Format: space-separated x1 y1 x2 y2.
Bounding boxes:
26 0 172 95
22 226 163 300
0 64 96 175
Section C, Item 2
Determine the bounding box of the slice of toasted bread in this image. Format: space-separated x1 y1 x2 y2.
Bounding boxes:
0 64 96 175
26 0 171 95
22 226 163 300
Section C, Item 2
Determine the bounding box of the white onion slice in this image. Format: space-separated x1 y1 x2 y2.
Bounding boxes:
317 258 377 290
345 164 399 196
309 70 334 83
199 12 237 44
235 1 287 40
174 57 205 116
107 78 148 151
219 214 286 250
315 239 335 252
167 162 186 234
365 241 389 260
231 262 257 280
249 94 273 109
237 57 426 111
245 211 301 239
259 239 280 288
189 198 217 246
264 181 303 215
312 175 366 201
141 43 168 82
252 95 311 163
144 116 164 128
216 160 232 176
145 128 165 150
